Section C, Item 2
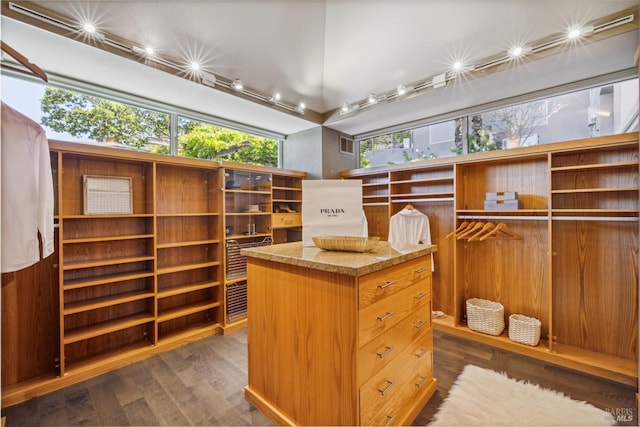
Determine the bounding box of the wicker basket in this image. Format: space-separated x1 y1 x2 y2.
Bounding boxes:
508 314 541 346
312 236 380 253
466 298 505 336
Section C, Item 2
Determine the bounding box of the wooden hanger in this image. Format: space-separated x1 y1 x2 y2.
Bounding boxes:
445 221 470 239
1 41 48 82
456 222 485 240
404 204 414 210
468 222 496 242
479 222 522 241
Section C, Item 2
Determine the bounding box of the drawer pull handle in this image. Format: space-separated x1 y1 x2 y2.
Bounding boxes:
415 267 428 273
414 292 428 300
414 320 428 329
376 345 394 359
415 375 428 389
378 280 396 289
415 348 428 358
377 311 395 322
384 415 395 426
378 380 395 396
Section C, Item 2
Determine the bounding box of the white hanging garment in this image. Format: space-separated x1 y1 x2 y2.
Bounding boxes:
388 207 434 271
1 102 55 272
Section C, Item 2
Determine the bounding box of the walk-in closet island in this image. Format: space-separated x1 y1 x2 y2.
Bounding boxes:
242 241 437 426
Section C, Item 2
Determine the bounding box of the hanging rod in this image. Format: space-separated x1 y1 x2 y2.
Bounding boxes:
392 198 455 203
552 216 638 222
457 215 549 221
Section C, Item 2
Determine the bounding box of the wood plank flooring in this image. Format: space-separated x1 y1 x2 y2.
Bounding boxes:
2 328 637 426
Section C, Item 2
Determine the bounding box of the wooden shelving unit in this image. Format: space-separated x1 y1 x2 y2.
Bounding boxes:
219 165 305 329
342 133 639 386
271 172 303 244
155 164 223 343
58 152 156 374
222 167 272 328
1 143 302 408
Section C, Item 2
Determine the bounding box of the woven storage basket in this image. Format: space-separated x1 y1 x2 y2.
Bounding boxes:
508 314 541 346
466 298 505 336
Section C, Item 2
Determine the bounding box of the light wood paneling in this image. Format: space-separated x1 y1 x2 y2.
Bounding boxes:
246 259 359 426
552 220 638 360
1 232 59 386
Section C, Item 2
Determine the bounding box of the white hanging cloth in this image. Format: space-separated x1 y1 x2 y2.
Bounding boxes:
388 206 434 271
1 102 55 272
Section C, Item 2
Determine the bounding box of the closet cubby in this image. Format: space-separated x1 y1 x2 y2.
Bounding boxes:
456 155 549 213
271 172 303 244
390 165 454 203
361 171 390 206
341 133 638 386
155 164 223 342
550 142 639 216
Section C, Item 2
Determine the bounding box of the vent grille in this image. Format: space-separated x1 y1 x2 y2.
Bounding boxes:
340 136 354 154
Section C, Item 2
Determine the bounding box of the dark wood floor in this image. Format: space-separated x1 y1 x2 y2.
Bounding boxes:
2 328 637 426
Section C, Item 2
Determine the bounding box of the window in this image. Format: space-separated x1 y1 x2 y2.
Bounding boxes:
470 79 639 152
360 122 458 167
1 74 280 166
358 78 638 167
177 117 279 166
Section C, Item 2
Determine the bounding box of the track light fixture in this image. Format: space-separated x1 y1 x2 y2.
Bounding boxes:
508 45 532 58
567 25 595 40
4 1 633 120
231 79 243 91
82 22 96 33
201 72 217 88
337 9 634 117
269 92 281 103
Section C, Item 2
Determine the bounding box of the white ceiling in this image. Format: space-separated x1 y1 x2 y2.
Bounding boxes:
1 1 638 137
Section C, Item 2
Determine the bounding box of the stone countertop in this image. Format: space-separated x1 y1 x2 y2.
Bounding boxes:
241 241 437 277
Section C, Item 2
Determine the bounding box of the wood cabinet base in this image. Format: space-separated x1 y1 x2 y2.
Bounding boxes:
246 379 438 427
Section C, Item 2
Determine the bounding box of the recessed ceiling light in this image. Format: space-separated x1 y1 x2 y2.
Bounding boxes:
144 46 155 56
190 61 200 71
368 93 378 104
452 61 463 71
397 84 407 96
341 102 351 113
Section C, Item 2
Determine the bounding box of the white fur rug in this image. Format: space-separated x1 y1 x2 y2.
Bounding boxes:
429 365 615 426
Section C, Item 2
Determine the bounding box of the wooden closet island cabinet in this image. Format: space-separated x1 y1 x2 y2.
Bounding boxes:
242 241 437 426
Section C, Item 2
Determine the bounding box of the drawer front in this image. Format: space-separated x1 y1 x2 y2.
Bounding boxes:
359 257 430 309
359 281 429 347
358 305 431 385
271 213 302 228
360 330 433 426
